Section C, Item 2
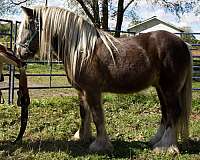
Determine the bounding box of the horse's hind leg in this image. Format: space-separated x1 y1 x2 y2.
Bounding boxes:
153 89 180 154
150 87 166 146
84 90 113 153
74 91 92 143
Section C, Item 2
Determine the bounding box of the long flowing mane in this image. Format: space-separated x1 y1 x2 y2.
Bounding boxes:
21 6 117 79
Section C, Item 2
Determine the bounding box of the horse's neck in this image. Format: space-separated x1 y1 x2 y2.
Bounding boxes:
51 35 64 61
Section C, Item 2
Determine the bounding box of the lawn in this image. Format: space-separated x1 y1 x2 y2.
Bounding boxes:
0 63 199 159
0 87 199 159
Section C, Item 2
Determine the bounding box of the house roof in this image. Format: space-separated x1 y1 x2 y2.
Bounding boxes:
127 16 184 33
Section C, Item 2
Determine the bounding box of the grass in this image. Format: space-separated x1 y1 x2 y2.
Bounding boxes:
0 88 200 159
0 63 200 159
25 63 68 86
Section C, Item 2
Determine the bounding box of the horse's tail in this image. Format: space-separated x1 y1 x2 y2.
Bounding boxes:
179 47 192 141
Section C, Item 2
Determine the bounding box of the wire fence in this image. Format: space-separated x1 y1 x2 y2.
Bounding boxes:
0 18 200 104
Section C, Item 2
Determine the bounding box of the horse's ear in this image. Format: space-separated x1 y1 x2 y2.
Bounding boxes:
21 6 33 17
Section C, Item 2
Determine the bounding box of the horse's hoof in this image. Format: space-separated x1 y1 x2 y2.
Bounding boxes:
149 137 160 147
167 145 180 154
89 139 113 153
153 145 179 154
73 129 93 143
73 130 80 140
149 125 165 146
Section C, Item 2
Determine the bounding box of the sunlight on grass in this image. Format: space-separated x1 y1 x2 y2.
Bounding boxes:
0 89 199 159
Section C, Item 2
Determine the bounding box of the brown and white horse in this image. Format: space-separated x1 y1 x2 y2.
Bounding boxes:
17 6 192 153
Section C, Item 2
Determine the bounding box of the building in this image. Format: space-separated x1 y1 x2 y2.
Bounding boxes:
127 16 184 36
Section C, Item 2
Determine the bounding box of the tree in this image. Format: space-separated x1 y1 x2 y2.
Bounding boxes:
180 27 200 44
73 0 200 37
153 0 200 18
0 0 199 37
0 0 47 16
0 0 19 16
75 0 137 37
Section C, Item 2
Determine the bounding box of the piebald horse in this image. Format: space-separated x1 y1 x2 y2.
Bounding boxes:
17 6 192 153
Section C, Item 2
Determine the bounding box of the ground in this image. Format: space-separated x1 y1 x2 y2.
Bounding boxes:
0 63 199 159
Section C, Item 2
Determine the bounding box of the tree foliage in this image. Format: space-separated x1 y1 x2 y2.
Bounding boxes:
0 0 199 37
0 0 19 16
153 0 200 18
0 23 13 45
71 0 200 37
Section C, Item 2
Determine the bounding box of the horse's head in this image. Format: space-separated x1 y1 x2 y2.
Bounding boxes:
17 7 40 60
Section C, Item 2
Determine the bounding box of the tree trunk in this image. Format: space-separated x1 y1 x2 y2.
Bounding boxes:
92 0 101 28
102 0 108 30
115 0 124 37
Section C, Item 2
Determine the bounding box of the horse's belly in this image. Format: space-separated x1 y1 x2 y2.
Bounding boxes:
103 70 158 93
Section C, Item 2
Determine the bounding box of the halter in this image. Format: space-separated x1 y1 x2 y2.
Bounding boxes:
17 20 40 58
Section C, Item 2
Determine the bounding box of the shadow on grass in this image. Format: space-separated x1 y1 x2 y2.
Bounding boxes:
179 139 200 154
0 139 199 158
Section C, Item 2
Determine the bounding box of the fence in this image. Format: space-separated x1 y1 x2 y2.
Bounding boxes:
0 20 71 104
0 18 15 104
0 19 200 104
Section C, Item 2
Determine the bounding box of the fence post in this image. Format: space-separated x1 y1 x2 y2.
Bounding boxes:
8 20 15 104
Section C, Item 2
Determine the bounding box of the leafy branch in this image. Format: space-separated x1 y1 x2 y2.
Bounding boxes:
10 0 28 5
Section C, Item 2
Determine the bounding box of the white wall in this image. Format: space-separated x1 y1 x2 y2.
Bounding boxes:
139 23 181 36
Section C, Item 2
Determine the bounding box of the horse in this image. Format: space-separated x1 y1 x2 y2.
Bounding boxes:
17 6 192 154
0 43 30 142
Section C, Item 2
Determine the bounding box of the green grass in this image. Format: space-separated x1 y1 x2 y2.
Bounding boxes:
0 63 200 159
0 88 200 159
25 63 68 86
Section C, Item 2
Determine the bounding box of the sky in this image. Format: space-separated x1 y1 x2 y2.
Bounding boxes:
5 0 200 38
122 1 200 33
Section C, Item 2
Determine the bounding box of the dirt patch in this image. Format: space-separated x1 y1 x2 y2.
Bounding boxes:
29 88 77 100
191 113 200 121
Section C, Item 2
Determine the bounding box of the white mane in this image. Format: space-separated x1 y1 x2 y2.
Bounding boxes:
23 6 118 80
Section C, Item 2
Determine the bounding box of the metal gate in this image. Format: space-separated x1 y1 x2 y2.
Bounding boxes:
0 19 71 104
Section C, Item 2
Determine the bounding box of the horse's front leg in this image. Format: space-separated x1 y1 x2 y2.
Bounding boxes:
85 90 113 153
74 91 92 143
